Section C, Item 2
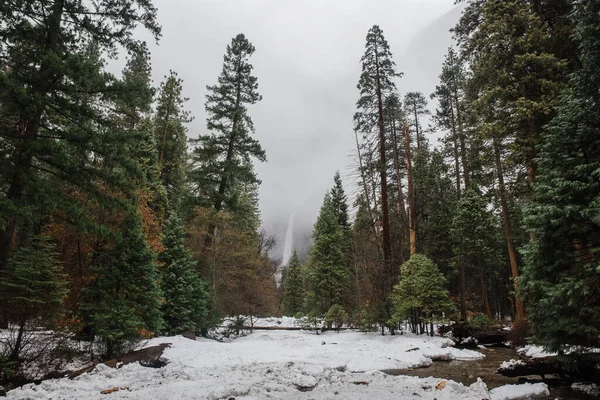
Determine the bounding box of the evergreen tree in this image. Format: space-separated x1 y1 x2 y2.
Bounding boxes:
190 33 265 244
0 0 161 273
0 236 67 361
354 25 401 321
307 193 349 314
159 213 210 335
81 211 163 359
455 0 566 322
283 250 304 316
154 71 192 211
522 0 600 353
391 254 454 335
403 92 430 151
431 47 470 193
451 189 501 319
330 172 351 237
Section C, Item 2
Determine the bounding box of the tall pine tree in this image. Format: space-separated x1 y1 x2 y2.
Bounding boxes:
190 33 265 245
522 0 600 353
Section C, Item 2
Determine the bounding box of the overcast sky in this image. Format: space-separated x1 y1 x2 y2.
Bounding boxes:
140 0 463 259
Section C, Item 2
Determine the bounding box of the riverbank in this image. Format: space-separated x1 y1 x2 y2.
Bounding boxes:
6 329 553 399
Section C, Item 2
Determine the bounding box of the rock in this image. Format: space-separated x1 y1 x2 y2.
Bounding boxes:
182 331 196 340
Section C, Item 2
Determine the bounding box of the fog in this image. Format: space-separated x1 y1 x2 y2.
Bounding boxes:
141 0 465 261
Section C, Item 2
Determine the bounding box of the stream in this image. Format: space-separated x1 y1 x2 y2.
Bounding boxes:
383 347 597 399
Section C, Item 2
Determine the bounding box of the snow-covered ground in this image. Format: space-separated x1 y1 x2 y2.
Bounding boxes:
7 329 548 400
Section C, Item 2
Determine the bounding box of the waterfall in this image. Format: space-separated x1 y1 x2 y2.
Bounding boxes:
281 212 295 267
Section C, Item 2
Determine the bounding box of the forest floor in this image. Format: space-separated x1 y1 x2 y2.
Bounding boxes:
6 320 554 400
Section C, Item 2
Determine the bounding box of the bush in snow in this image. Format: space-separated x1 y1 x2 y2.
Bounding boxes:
298 311 323 334
351 302 378 332
325 304 347 332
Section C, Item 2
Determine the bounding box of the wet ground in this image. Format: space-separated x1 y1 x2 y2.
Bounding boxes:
383 347 596 399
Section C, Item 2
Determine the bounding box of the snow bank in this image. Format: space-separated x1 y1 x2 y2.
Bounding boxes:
490 382 549 400
8 330 492 399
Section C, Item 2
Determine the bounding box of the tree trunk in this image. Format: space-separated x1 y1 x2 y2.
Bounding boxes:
459 250 467 320
375 55 392 296
390 117 407 218
412 102 421 150
478 261 493 318
354 130 381 254
492 136 526 322
9 317 28 362
403 124 417 256
451 109 461 197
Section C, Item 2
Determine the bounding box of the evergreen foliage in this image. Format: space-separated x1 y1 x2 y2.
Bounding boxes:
391 254 454 334
307 193 349 314
154 71 192 211
190 34 265 217
0 0 161 272
81 212 163 359
325 304 347 332
283 250 304 316
159 213 210 335
0 236 67 357
522 0 600 353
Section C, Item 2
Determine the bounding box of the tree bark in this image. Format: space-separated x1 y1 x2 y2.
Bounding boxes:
492 136 526 322
375 54 392 289
354 130 381 254
403 124 417 256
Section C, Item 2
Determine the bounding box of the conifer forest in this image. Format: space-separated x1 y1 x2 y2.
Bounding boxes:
1 1 600 399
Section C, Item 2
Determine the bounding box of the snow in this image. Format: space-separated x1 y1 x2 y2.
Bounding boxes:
7 330 496 399
251 316 299 328
516 345 554 359
571 382 600 397
489 383 549 400
498 359 526 370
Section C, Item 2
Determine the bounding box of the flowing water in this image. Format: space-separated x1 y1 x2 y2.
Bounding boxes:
383 347 596 399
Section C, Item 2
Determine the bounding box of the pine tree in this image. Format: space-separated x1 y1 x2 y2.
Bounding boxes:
159 213 210 335
190 33 265 245
283 250 304 316
431 47 470 193
307 193 349 314
522 0 600 353
0 0 161 273
81 211 163 359
0 236 67 361
354 25 401 320
391 254 454 335
403 92 430 151
154 71 192 211
330 172 351 237
456 0 566 322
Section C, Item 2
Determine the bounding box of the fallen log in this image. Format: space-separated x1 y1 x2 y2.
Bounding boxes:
498 357 562 379
498 354 600 382
472 329 509 345
69 343 171 379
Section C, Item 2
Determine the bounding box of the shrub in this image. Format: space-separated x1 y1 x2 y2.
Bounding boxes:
325 304 347 332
